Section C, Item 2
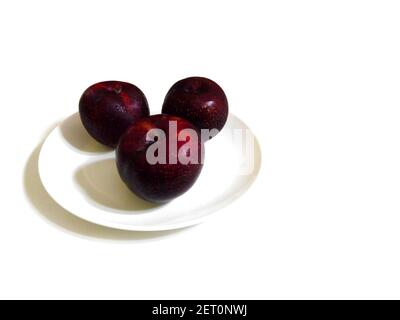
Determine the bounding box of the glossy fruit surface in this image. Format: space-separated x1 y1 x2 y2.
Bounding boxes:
162 77 228 137
79 81 149 147
116 114 204 203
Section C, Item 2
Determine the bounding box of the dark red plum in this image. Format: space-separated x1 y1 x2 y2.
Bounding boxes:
116 114 204 203
79 81 149 148
162 77 228 138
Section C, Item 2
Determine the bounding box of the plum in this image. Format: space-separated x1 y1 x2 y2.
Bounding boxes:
116 114 204 203
162 77 228 138
79 81 149 147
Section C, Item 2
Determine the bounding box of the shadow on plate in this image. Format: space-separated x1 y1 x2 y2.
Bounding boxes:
74 159 161 212
23 123 187 241
60 112 112 154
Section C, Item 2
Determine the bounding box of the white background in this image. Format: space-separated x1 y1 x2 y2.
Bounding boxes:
1 0 400 299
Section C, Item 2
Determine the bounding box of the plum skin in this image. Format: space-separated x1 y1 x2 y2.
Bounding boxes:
79 81 149 148
162 77 229 136
116 114 204 203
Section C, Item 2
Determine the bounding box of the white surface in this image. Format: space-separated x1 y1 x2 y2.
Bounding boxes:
1 0 400 299
39 113 261 231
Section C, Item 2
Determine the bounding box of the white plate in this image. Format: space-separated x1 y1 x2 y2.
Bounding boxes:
39 113 261 231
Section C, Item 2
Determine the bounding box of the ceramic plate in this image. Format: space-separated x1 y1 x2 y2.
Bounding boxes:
38 113 261 231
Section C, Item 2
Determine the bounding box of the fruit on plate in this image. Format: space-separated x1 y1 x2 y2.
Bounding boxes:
162 76 228 138
116 114 204 203
79 81 149 147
